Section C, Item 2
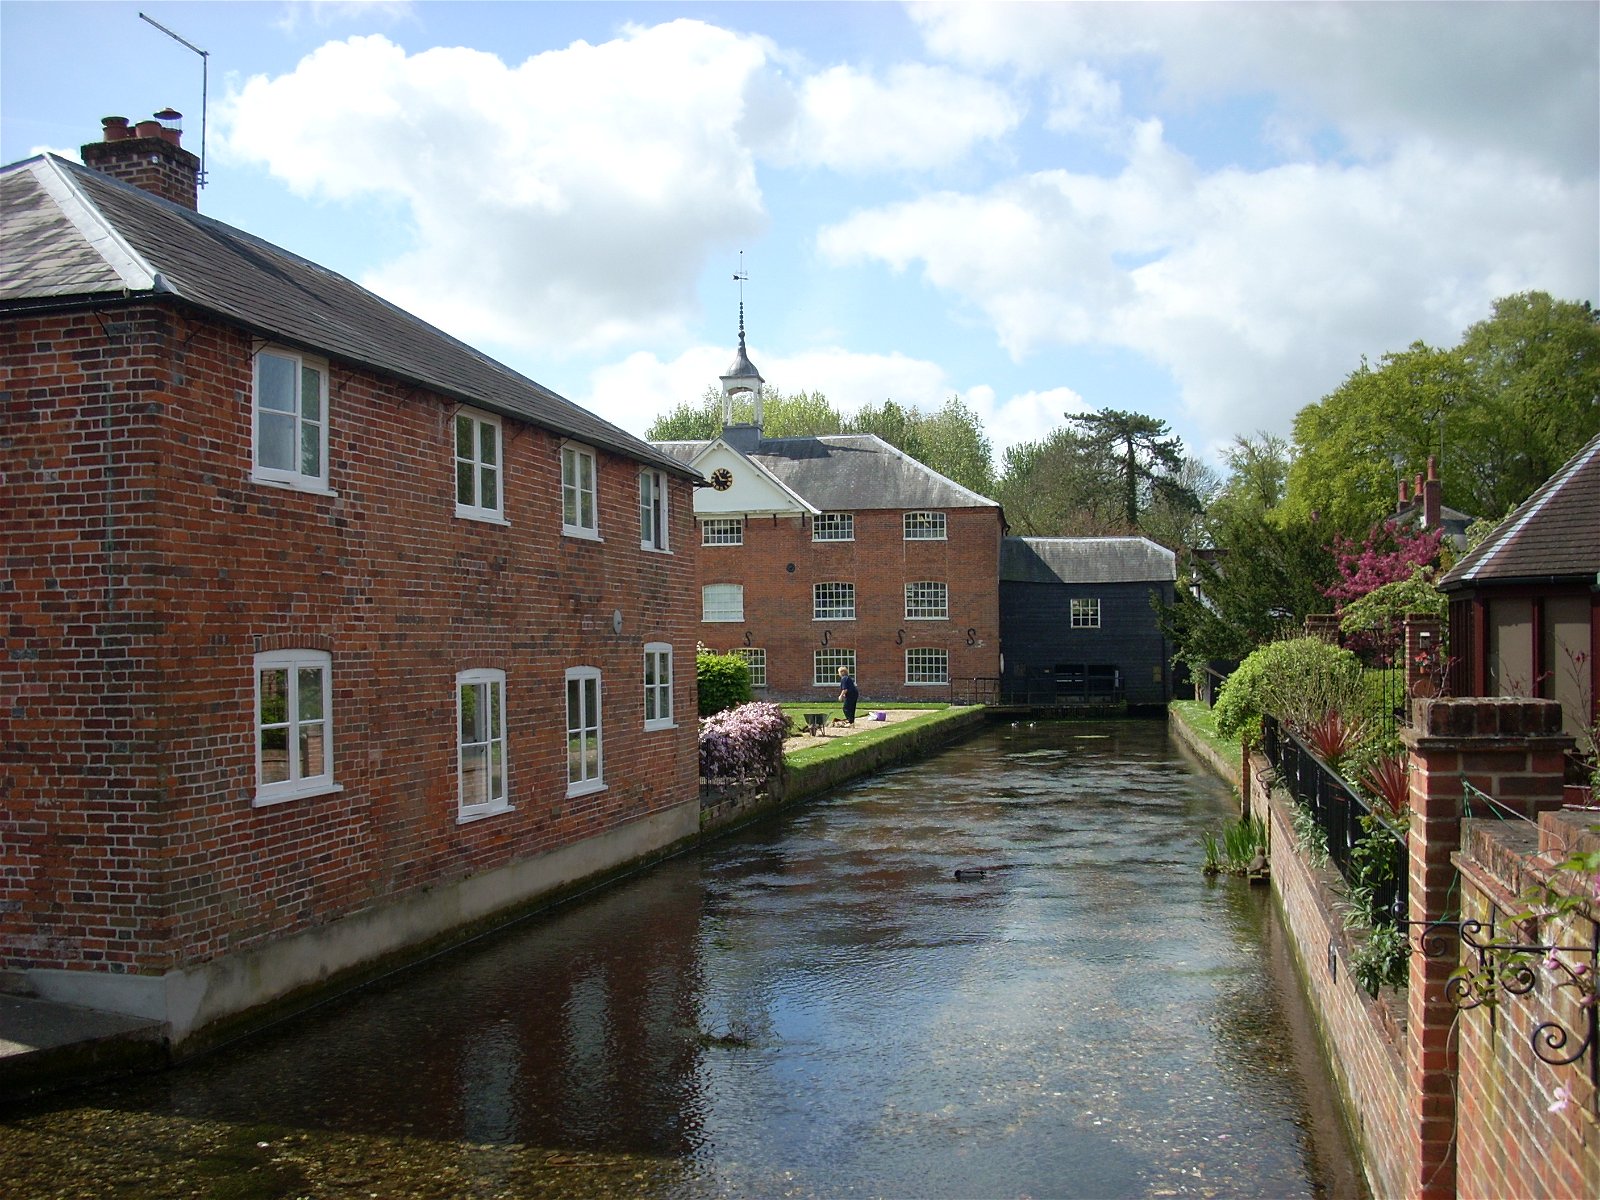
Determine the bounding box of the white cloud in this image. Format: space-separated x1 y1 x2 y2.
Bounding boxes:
221 24 772 355
770 62 1021 172
820 132 1598 449
912 2 1599 178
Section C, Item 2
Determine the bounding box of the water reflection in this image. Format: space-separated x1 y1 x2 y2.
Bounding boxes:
1 720 1364 1199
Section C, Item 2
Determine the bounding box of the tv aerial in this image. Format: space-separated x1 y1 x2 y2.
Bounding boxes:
138 11 209 188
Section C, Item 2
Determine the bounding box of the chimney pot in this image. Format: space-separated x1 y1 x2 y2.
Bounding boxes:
1426 455 1438 481
102 115 130 141
1398 478 1411 505
134 119 163 140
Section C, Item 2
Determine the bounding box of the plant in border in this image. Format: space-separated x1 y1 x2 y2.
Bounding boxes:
699 701 790 783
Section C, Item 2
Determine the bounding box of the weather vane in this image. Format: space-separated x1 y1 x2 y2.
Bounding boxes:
734 251 748 306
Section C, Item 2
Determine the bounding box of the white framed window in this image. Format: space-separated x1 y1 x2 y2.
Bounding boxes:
905 581 948 620
813 512 854 542
906 647 949 685
561 443 599 538
643 643 674 729
814 582 855 620
639 469 669 551
253 347 330 492
904 511 947 540
454 409 503 522
565 666 604 795
1071 598 1102 628
254 649 335 805
730 647 766 688
701 518 744 546
457 669 509 820
814 648 856 687
703 583 744 623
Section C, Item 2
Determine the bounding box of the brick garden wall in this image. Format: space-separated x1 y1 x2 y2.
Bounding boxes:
697 505 1002 702
2 301 701 987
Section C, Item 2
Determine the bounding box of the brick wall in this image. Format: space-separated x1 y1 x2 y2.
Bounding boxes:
696 506 1002 702
2 302 700 982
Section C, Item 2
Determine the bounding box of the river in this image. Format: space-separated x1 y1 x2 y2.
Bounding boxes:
1 719 1364 1199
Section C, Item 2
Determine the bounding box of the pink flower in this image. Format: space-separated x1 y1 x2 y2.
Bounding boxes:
1549 1086 1572 1114
1543 953 1563 974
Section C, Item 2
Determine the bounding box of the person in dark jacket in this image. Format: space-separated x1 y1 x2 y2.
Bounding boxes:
837 666 859 725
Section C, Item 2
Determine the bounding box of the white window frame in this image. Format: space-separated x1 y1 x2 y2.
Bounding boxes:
904 511 947 541
702 583 745 623
639 468 669 551
814 648 856 687
253 649 336 806
906 647 949 686
730 647 767 689
812 512 855 542
252 346 331 494
905 581 949 620
701 518 744 546
565 666 604 796
1071 598 1102 628
457 668 510 821
643 643 675 730
813 582 856 621
454 408 505 523
561 443 600 539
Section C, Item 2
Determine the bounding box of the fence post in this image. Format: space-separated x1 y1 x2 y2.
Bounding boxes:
1400 697 1572 1200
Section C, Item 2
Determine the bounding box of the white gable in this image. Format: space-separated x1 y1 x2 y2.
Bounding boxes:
690 442 812 517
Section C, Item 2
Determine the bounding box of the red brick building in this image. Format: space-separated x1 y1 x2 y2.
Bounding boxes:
653 328 1003 703
0 116 703 1046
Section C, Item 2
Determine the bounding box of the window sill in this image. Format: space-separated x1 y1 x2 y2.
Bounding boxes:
644 720 678 732
456 508 510 526
702 616 745 623
562 527 603 542
813 617 857 622
566 779 607 799
640 544 673 554
904 616 948 622
251 472 338 499
906 681 949 687
253 781 343 808
457 802 514 825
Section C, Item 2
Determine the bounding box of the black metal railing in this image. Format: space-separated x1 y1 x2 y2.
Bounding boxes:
1263 713 1408 924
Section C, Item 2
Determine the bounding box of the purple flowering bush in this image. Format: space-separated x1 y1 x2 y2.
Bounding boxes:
700 701 791 783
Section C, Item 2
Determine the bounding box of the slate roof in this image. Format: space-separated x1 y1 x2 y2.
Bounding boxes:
0 155 693 479
1001 537 1177 585
1441 431 1600 588
654 433 1000 511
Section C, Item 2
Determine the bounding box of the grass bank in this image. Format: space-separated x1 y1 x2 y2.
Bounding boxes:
1169 699 1243 789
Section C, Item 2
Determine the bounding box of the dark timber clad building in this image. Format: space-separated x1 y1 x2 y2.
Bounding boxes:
999 536 1177 708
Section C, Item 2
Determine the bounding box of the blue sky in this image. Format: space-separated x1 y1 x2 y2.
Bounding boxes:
4 1 1596 468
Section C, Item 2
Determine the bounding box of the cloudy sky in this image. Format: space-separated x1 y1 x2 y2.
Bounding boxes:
3 1 1595 466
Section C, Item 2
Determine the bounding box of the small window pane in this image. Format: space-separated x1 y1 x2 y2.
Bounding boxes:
456 414 474 457
258 410 294 471
297 667 324 721
300 366 322 422
298 721 325 778
457 460 474 505
258 355 296 412
480 423 497 466
300 421 321 477
480 466 497 510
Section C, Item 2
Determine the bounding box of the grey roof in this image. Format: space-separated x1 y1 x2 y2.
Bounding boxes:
1001 537 1177 585
656 432 1000 511
1441 431 1600 588
0 155 693 479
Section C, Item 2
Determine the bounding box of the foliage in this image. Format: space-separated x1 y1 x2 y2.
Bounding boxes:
1349 922 1412 996
1337 571 1447 640
696 647 752 717
1201 816 1269 877
1298 709 1369 771
1344 814 1407 929
1325 522 1443 608
1356 753 1411 818
1213 636 1367 748
1208 431 1292 527
1284 292 1600 534
698 701 790 783
1290 800 1331 868
846 394 996 496
1160 511 1338 669
994 426 1137 537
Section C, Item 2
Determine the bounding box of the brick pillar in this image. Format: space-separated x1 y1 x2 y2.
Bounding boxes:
1403 612 1444 717
1401 697 1573 1200
1304 613 1341 643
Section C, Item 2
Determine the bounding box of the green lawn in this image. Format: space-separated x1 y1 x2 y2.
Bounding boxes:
781 704 967 770
1169 699 1241 763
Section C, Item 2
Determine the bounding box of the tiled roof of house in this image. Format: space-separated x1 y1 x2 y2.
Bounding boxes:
655 432 1001 511
0 155 693 479
1001 536 1177 585
1440 431 1600 587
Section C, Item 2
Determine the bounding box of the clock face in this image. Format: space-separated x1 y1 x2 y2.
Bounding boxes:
710 467 734 491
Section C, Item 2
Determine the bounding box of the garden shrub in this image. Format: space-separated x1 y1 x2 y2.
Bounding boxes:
1214 636 1368 748
697 647 753 717
699 701 790 783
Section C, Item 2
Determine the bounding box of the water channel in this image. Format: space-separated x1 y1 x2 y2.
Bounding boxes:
2 720 1365 1199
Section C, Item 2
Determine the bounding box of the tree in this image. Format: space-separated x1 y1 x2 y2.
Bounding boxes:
849 394 995 496
1210 432 1292 528
1065 408 1196 528
993 426 1132 537
1324 521 1444 608
1284 293 1600 533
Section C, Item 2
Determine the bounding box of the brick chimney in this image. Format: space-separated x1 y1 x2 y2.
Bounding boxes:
81 111 200 211
1422 455 1441 529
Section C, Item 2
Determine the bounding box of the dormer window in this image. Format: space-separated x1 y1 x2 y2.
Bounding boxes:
813 512 854 542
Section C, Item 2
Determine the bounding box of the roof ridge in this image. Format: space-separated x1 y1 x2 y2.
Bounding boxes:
27 155 162 292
